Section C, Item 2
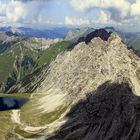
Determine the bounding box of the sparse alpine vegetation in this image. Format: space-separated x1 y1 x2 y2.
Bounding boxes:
0 33 72 92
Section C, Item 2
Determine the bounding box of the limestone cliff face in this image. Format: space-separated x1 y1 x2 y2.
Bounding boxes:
10 32 140 96
35 32 140 98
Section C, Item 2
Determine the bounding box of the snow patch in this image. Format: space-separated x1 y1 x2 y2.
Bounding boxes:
11 110 20 124
37 88 66 112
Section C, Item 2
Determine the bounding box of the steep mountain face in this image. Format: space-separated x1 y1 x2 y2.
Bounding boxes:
0 32 24 53
7 32 140 139
0 41 39 92
0 35 71 92
32 32 140 97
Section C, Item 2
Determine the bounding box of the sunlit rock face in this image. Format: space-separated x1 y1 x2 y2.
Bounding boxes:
12 32 140 96
35 32 140 99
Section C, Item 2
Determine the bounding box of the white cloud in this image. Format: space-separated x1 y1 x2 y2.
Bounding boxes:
6 1 24 22
1 0 140 31
69 0 140 29
0 0 49 24
65 10 111 26
131 0 140 16
65 16 90 25
0 2 6 16
97 11 110 24
70 0 130 20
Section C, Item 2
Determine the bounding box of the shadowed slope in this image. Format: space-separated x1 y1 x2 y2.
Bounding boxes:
48 82 140 140
85 29 112 44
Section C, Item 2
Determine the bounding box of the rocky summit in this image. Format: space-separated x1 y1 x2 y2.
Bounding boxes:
6 32 140 139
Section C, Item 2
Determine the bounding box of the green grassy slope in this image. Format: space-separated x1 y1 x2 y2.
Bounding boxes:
0 111 16 140
37 41 72 67
0 93 31 140
0 41 39 92
127 35 140 50
0 40 72 92
7 40 72 93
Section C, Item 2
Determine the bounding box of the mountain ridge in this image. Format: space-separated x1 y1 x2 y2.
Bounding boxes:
5 32 140 138
9 32 140 95
2 30 140 139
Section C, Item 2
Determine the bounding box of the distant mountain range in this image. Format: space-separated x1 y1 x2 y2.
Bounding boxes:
1 26 140 49
0 26 71 39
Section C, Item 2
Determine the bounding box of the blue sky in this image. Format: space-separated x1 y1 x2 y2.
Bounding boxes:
0 0 140 31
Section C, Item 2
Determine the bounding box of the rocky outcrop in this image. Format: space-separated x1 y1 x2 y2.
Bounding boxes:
65 27 94 42
85 29 112 44
9 32 140 100
34 32 140 97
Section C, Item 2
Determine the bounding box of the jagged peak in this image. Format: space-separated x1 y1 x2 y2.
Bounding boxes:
74 32 124 52
89 32 122 45
108 32 122 45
